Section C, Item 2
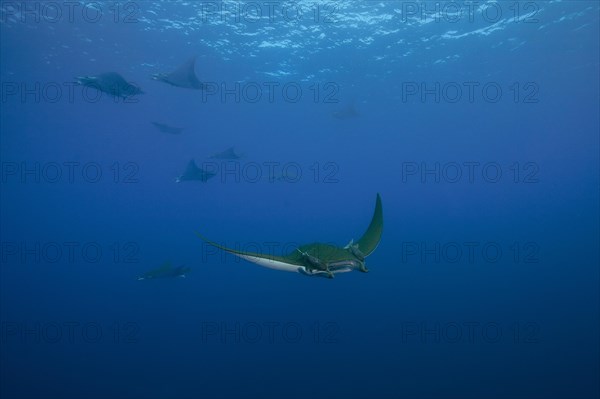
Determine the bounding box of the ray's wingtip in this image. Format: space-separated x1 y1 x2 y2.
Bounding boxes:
194 231 206 240
194 231 214 245
375 192 382 209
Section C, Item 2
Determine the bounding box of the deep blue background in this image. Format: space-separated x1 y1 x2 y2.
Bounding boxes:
1 1 599 398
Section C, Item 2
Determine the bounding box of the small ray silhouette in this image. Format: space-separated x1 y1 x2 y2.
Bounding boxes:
210 147 243 160
332 101 359 120
137 262 190 280
151 122 184 134
176 160 216 183
152 56 204 89
76 72 143 98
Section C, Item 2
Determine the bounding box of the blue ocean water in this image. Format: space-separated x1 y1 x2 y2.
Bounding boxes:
1 1 599 398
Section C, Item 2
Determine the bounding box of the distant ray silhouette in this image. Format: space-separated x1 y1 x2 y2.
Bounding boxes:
176 160 216 183
137 262 190 280
210 147 243 160
151 122 184 134
332 101 359 120
76 72 143 98
152 56 204 89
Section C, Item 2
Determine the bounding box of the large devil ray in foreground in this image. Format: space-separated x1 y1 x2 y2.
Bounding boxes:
196 194 383 279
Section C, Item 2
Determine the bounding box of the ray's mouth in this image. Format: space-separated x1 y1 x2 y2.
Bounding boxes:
328 259 362 271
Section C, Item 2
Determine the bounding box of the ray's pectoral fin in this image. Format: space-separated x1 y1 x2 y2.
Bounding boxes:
355 193 383 258
195 232 305 273
341 193 383 272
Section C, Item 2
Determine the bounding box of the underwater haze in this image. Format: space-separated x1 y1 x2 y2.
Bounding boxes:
1 1 599 398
